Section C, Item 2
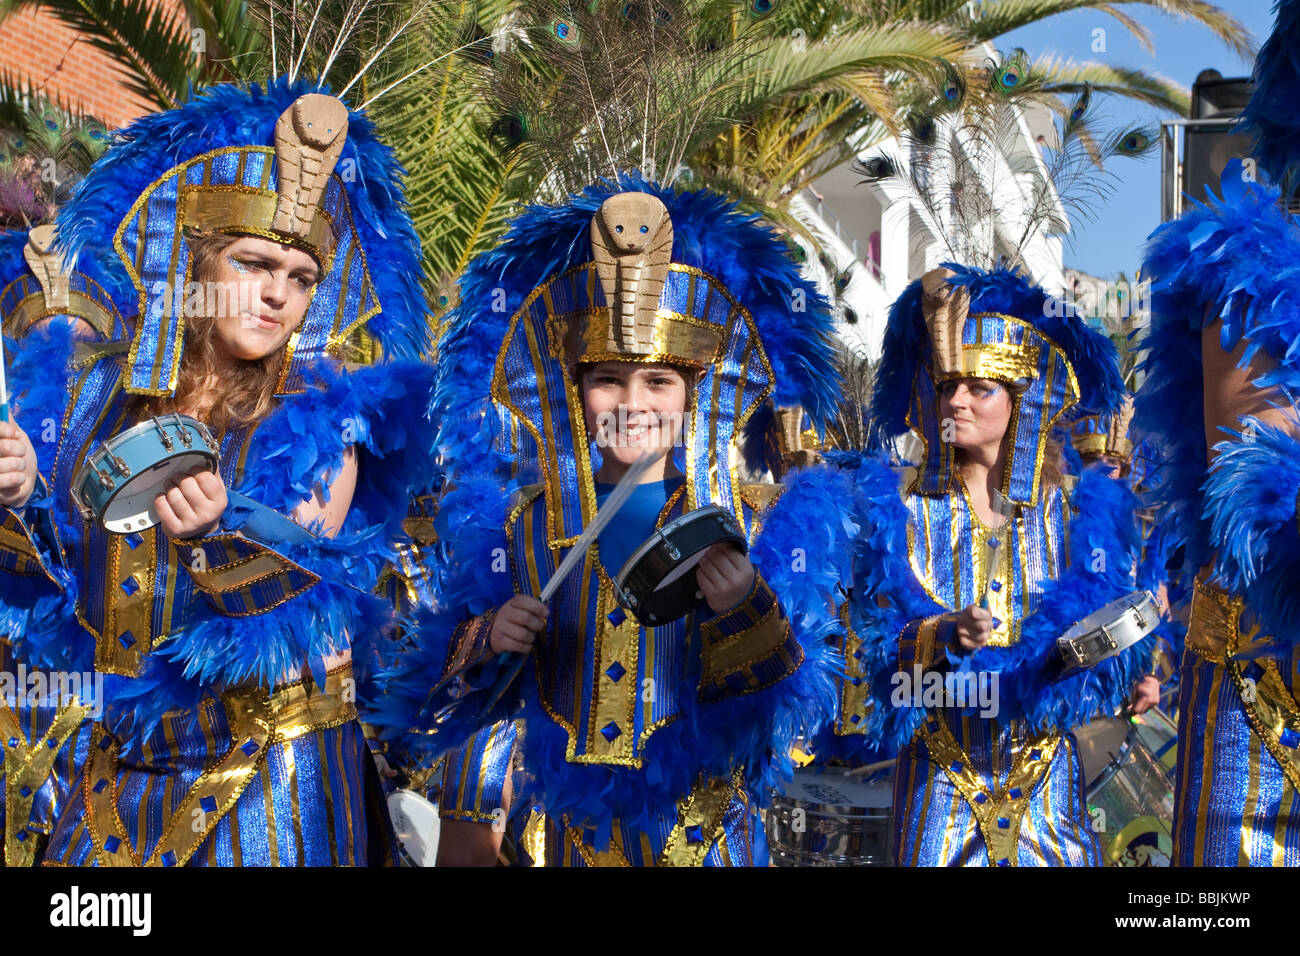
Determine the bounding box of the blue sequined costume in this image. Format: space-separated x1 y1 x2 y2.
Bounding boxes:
851 265 1151 866
1136 1 1300 861
370 176 852 866
0 227 129 866
0 80 437 867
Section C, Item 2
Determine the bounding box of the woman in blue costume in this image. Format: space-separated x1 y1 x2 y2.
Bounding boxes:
1135 0 1300 867
0 79 437 866
851 265 1154 866
0 224 128 865
371 178 853 867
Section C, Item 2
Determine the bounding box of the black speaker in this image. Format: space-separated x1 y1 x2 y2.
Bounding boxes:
1184 69 1255 205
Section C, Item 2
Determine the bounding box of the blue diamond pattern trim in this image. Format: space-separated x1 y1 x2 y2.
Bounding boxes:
600 721 621 742
117 630 136 650
199 795 218 814
103 836 121 854
161 850 177 867
92 778 108 794
240 739 259 756
684 824 704 845
604 661 627 683
120 576 140 597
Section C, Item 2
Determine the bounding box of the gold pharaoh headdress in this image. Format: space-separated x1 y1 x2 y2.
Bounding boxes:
553 193 723 370
0 225 123 339
1072 394 1136 462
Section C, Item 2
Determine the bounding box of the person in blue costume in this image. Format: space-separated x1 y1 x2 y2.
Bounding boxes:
1071 400 1180 704
370 178 854 867
1134 0 1300 867
0 79 438 866
851 265 1155 867
0 224 129 866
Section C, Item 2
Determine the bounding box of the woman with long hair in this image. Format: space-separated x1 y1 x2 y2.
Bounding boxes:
848 265 1155 866
0 81 435 866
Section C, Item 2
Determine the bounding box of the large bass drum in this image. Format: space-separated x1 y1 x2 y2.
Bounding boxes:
765 767 893 867
1074 708 1177 867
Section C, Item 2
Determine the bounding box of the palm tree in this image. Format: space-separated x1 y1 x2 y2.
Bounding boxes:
0 0 1257 342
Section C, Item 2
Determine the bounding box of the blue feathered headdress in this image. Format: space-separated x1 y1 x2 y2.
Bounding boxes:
1238 0 1300 196
433 171 840 539
53 77 428 395
869 263 1124 507
0 227 129 340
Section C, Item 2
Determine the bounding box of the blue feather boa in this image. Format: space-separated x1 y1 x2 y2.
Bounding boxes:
371 464 852 838
1238 0 1300 195
1136 165 1300 596
3 350 437 743
846 454 1152 752
1201 419 1300 650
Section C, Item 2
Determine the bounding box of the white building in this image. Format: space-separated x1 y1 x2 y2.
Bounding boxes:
794 98 1070 360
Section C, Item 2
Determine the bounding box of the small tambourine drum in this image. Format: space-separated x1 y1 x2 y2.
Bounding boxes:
387 789 441 868
72 413 219 534
612 504 747 626
1055 590 1159 678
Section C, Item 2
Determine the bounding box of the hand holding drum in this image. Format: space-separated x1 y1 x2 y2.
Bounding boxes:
948 604 993 653
0 419 37 509
153 467 228 539
695 542 755 613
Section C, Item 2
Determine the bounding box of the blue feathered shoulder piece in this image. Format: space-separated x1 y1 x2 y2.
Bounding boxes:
1238 0 1300 196
1135 164 1300 585
54 77 429 359
1202 418 1300 651
101 358 438 741
869 262 1125 450
433 171 840 479
852 462 1151 750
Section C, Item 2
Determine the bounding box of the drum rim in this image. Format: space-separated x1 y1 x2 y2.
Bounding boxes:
1061 589 1159 642
612 503 733 588
73 414 218 526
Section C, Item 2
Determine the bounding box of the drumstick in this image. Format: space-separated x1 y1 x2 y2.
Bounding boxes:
416 449 662 721
978 536 1001 610
844 757 898 777
0 328 9 422
476 450 660 715
539 449 658 602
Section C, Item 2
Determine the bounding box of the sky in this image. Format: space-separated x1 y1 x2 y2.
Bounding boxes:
1001 0 1277 279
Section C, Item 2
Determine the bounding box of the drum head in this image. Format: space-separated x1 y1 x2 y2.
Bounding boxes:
615 505 746 626
387 789 441 867
780 770 893 812
102 452 215 534
1074 717 1134 790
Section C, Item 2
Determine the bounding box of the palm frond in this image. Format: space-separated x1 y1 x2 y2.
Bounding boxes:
3 0 202 108
960 0 1255 63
